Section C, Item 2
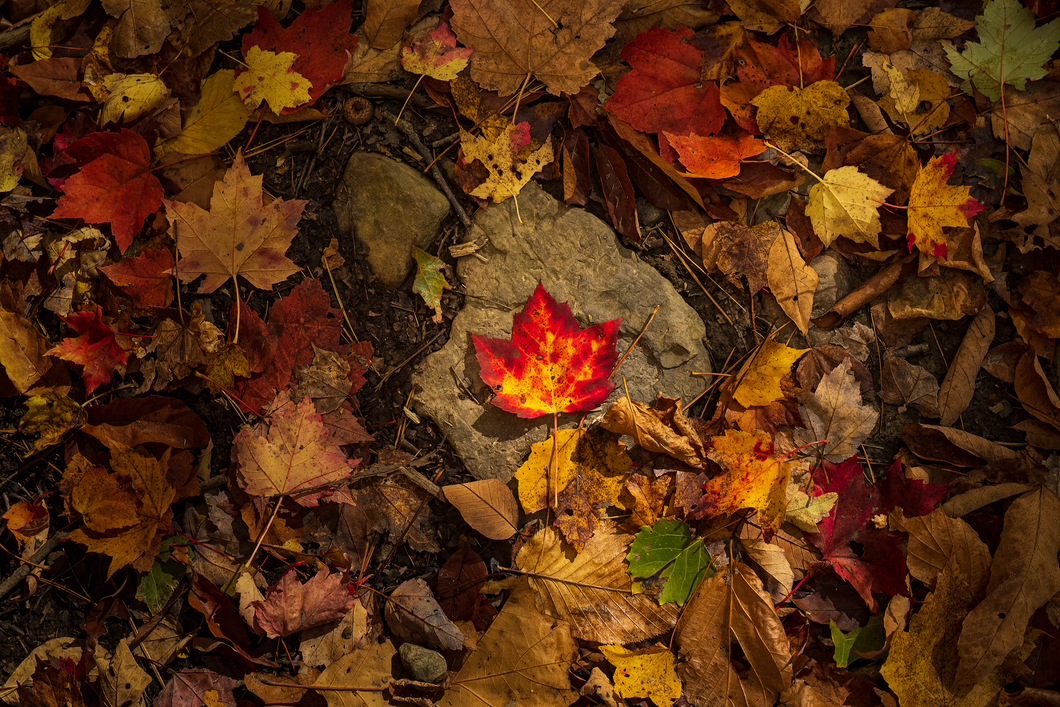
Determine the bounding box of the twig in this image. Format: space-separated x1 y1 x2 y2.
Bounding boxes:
0 531 68 602
373 331 444 391
380 109 471 228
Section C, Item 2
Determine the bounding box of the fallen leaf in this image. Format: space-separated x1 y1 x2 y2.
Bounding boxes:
666 130 765 180
675 561 792 706
767 228 819 334
785 490 838 533
251 566 357 639
601 643 681 706
234 46 312 113
880 353 939 415
943 0 1060 101
100 248 175 309
385 577 464 651
752 81 851 153
97 639 151 707
401 22 473 81
101 0 185 57
867 8 915 53
167 150 305 294
234 393 357 506
626 518 712 606
156 70 250 155
459 121 554 205
595 144 641 244
450 0 625 95
795 359 878 463
0 309 59 393
442 479 519 540
600 395 706 469
553 428 633 549
472 283 620 418
240 0 357 111
436 547 494 626
291 344 352 414
100 73 169 126
938 305 995 425
335 473 439 562
312 639 396 707
439 578 577 706
46 306 127 397
890 508 990 591
1018 270 1060 338
729 338 808 408
50 129 164 252
956 487 1060 684
689 429 791 539
1014 349 1060 432
615 0 719 39
158 669 242 707
605 27 725 139
363 0 419 49
298 603 368 668
517 524 680 643
411 247 450 324
907 153 985 259
806 166 893 248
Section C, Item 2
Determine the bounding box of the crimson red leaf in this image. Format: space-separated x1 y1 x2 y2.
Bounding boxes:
596 144 641 243
100 248 175 308
50 129 163 252
46 307 128 397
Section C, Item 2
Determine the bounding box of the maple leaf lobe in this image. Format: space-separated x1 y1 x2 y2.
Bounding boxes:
473 284 620 418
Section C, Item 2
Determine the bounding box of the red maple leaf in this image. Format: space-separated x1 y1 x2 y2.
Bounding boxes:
604 27 725 141
251 566 357 638
100 248 175 308
472 283 620 418
233 278 344 414
46 307 128 397
735 34 835 93
50 129 164 252
240 0 358 114
807 458 948 613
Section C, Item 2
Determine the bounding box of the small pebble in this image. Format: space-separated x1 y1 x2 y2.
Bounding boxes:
399 643 448 684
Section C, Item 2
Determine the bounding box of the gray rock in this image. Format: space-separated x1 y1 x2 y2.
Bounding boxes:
333 152 451 287
399 643 448 684
413 183 712 482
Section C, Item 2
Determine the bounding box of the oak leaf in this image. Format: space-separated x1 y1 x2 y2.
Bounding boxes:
240 0 357 111
943 0 1060 101
517 524 680 643
806 166 893 248
907 153 985 259
459 122 554 204
251 566 357 639
605 27 726 139
166 150 305 294
234 393 357 506
794 359 877 463
46 306 128 397
472 283 620 418
450 0 625 95
50 129 164 252
401 22 472 81
752 81 851 153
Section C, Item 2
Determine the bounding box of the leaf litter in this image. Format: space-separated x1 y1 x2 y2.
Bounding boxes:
1 0 1060 704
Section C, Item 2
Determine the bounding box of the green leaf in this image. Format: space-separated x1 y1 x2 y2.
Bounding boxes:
943 0 1060 101
785 490 839 533
830 615 886 668
412 247 450 323
657 538 712 606
627 519 711 606
136 537 191 613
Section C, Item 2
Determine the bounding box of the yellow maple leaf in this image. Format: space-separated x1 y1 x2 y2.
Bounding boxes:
907 154 985 259
806 166 893 247
751 81 850 153
601 643 681 706
66 444 175 580
235 46 312 113
515 427 631 516
729 338 808 408
460 122 554 204
158 70 250 155
101 73 169 125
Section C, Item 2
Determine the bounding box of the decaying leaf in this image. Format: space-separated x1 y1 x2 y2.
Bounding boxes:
251 566 357 639
795 359 879 462
459 122 554 204
385 578 465 651
752 81 850 152
442 479 519 540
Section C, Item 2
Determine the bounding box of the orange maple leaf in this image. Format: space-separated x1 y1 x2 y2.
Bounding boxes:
234 392 357 506
165 150 305 294
907 153 985 259
472 284 621 418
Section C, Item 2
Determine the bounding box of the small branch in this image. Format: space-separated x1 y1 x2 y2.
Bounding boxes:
0 531 68 601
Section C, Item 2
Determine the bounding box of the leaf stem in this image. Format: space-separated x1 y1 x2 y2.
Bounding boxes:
394 75 423 126
763 142 826 186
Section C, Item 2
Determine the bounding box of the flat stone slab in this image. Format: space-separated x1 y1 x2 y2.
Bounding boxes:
413 183 712 482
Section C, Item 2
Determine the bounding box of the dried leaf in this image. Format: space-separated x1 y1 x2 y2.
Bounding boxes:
752 81 851 153
385 578 464 651
889 508 990 591
442 479 519 540
938 306 995 426
907 154 985 259
806 166 893 248
600 395 706 469
251 566 357 639
795 359 879 463
767 228 819 334
601 643 681 705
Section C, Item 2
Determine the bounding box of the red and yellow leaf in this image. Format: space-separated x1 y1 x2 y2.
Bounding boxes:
907 153 985 259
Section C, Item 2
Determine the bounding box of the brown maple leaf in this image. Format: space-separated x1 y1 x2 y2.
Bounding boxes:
165 150 305 294
450 0 626 95
251 566 357 639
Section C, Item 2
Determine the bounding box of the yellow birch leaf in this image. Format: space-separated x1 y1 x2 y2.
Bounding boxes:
101 73 169 125
601 643 681 706
729 338 808 408
460 122 554 203
806 166 893 248
158 70 250 155
751 81 850 153
767 229 818 335
235 46 312 113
